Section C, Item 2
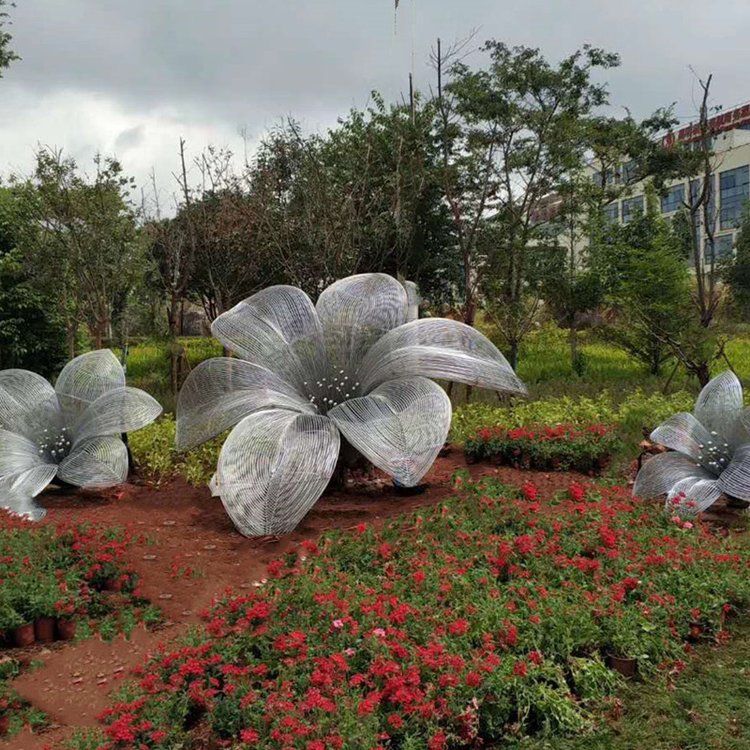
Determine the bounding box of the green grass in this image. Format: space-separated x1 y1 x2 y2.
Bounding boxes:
122 337 222 412
513 619 750 750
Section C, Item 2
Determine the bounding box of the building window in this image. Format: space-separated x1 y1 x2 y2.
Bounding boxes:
621 195 644 224
690 176 717 234
621 159 638 183
661 184 684 213
602 202 618 224
719 165 749 230
704 233 734 262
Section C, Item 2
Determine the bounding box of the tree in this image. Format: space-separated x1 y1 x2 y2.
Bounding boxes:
646 73 727 385
592 195 691 376
0 0 19 77
726 205 750 317
0 188 67 375
250 97 456 303
13 148 142 354
544 110 676 372
435 40 620 368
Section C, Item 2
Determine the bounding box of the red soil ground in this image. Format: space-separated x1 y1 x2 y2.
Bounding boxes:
0 451 588 750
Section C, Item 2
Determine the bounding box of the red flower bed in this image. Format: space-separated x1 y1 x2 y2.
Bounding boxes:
464 423 620 472
94 480 750 749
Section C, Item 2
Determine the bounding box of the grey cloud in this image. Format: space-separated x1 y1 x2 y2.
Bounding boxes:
1 0 749 183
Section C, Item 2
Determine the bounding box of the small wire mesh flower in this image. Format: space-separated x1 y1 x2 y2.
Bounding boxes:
634 370 750 514
0 350 162 520
177 273 527 536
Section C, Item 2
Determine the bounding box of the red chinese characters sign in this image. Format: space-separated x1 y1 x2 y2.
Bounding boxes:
663 103 750 147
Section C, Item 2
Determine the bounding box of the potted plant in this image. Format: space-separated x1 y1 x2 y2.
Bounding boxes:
29 580 59 643
3 599 32 648
605 619 647 678
54 586 81 641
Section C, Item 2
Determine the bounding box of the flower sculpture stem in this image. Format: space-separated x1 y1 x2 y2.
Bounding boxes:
177 273 526 537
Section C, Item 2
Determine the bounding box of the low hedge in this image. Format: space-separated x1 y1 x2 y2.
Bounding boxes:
464 423 621 473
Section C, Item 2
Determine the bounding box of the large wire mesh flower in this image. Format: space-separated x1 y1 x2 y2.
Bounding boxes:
634 371 750 514
0 350 162 521
177 273 527 536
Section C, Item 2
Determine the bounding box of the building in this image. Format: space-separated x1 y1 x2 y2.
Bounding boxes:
588 102 750 263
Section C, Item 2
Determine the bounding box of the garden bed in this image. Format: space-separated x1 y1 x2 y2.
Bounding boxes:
0 456 580 748
464 423 621 473
0 522 160 740
80 479 749 749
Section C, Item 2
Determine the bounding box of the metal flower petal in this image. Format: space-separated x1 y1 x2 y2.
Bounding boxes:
316 273 408 377
717 444 750 501
403 280 420 323
57 436 129 488
0 369 62 441
358 319 527 395
694 370 743 439
665 476 723 515
0 465 58 521
649 412 713 462
176 358 315 451
55 350 126 424
211 286 327 393
633 451 715 499
329 377 451 487
72 386 163 445
214 410 340 537
0 429 51 476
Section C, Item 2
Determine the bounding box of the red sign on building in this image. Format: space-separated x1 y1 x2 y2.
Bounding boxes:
663 103 750 147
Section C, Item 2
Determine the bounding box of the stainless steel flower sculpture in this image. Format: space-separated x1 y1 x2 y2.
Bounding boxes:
634 370 750 514
177 273 527 536
0 350 162 521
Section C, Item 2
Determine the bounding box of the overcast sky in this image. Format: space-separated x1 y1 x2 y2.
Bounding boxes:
0 0 747 202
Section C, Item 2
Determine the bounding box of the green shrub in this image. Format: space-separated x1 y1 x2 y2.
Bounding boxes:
451 389 693 451
128 414 223 487
464 423 621 473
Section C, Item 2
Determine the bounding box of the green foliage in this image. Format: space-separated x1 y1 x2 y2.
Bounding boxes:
443 40 621 359
0 250 68 377
12 148 142 352
128 414 224 487
450 388 693 451
726 205 750 317
591 196 691 375
0 0 19 76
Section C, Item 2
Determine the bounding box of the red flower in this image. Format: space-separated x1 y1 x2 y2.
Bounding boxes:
448 618 469 636
465 671 482 687
521 482 538 501
568 483 585 501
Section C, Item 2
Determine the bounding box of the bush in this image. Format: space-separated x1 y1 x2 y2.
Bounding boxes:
451 389 694 450
128 414 223 487
464 423 621 472
94 479 750 749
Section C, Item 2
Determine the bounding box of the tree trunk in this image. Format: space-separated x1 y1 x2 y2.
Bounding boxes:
66 322 76 360
509 340 519 372
569 326 579 372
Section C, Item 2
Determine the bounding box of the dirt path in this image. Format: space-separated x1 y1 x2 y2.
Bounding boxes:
0 453 584 749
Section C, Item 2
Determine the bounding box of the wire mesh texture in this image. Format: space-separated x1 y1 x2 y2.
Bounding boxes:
0 349 162 521
634 370 750 514
178 273 528 537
